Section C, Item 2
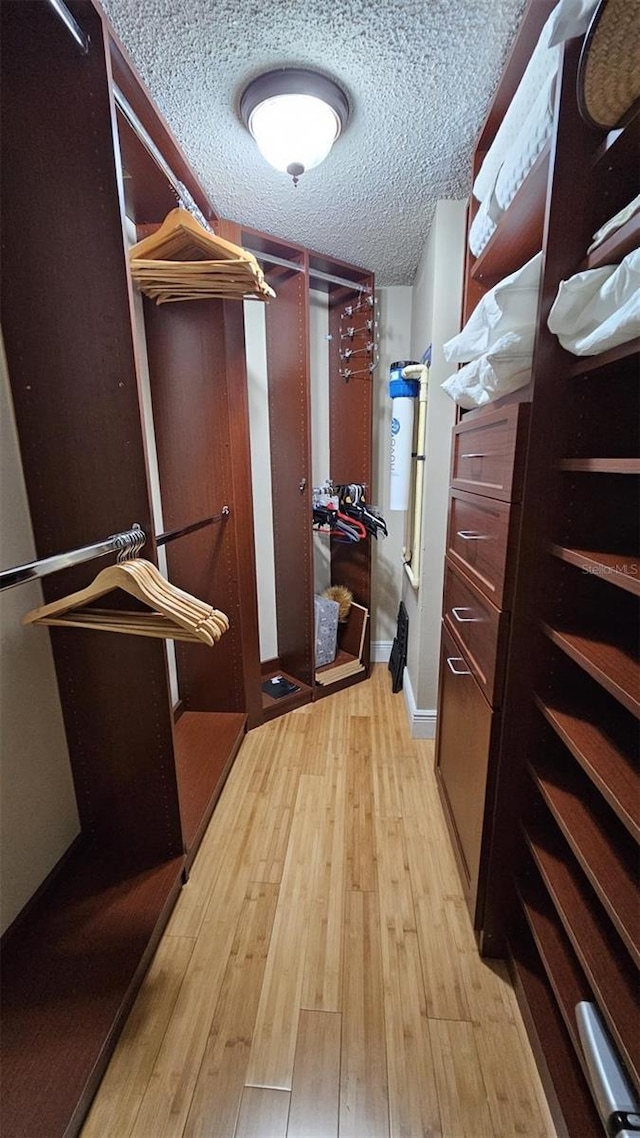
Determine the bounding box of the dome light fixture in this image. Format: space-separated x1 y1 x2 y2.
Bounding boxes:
240 69 349 186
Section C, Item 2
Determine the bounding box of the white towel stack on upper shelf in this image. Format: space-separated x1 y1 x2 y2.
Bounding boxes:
469 0 600 259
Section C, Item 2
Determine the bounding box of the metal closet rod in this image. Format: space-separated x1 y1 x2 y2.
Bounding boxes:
243 246 373 293
113 84 213 231
155 508 230 547
0 526 146 593
46 0 89 54
112 84 183 202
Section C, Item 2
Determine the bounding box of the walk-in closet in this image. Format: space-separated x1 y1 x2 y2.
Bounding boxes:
1 0 637 1135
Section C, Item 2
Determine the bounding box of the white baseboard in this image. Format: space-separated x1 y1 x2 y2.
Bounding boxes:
402 667 437 739
371 640 392 663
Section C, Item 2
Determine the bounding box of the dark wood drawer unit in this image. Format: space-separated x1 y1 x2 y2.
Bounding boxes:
437 393 530 934
443 559 509 706
450 402 530 502
447 489 520 609
435 624 501 918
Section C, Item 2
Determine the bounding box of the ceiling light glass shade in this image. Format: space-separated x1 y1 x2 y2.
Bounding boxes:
248 94 341 174
240 70 349 184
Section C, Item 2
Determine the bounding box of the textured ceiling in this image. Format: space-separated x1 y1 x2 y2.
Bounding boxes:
102 0 526 284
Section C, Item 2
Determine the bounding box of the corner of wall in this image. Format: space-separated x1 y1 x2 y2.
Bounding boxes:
402 198 467 714
402 666 437 740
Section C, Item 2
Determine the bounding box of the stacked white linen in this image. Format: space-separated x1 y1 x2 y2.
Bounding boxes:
442 253 543 408
547 249 640 355
469 0 599 259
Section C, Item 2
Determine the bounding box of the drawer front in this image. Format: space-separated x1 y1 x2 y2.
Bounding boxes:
447 489 518 608
450 402 529 502
435 624 497 913
443 560 508 706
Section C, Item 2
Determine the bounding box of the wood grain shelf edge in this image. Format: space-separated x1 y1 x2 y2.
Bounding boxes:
528 758 640 967
534 694 640 843
522 819 640 1089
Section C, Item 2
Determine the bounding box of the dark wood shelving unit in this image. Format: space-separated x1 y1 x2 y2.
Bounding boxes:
261 668 313 720
528 752 639 965
470 148 549 287
534 692 640 843
584 213 640 271
0 4 264 1134
1 845 183 1138
174 712 246 864
509 923 603 1138
239 228 374 716
551 545 640 595
517 872 592 1053
523 817 640 1088
470 17 639 1134
543 622 640 718
564 337 640 376
559 457 640 474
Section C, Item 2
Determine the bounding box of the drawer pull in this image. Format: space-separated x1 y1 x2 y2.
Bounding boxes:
456 530 488 541
446 656 472 676
461 452 488 459
451 606 481 623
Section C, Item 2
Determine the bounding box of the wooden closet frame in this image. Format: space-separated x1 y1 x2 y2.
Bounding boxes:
0 2 374 1134
232 225 375 720
446 1 639 1133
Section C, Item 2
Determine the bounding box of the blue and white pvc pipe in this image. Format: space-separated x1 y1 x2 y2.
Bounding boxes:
389 361 420 511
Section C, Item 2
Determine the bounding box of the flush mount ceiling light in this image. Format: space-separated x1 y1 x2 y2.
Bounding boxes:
240 69 349 186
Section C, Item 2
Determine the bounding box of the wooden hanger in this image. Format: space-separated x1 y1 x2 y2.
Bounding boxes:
130 208 254 264
129 208 276 304
23 559 229 645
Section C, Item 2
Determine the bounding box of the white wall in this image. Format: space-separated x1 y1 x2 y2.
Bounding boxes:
245 288 334 658
310 289 332 597
0 337 80 934
244 300 278 661
371 286 412 652
402 200 466 727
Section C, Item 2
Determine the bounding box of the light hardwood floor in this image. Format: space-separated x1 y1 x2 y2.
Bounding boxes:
82 666 556 1138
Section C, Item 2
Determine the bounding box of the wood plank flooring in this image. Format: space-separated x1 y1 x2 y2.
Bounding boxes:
82 666 556 1138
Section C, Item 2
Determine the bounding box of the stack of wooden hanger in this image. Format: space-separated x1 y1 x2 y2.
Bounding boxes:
23 559 229 645
129 208 275 304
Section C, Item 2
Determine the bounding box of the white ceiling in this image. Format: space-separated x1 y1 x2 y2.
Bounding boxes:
102 0 526 284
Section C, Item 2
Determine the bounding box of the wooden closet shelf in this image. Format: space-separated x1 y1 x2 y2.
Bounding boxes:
261 669 313 721
470 148 549 287
0 846 183 1138
551 545 640 596
509 925 604 1138
517 873 592 1057
564 338 640 377
543 623 640 718
173 711 246 861
523 817 640 1089
528 756 640 966
534 694 640 843
584 213 640 271
559 457 640 473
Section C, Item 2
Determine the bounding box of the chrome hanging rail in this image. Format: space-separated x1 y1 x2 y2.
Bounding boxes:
0 525 145 592
155 508 230 547
112 85 212 232
46 0 90 54
242 245 374 293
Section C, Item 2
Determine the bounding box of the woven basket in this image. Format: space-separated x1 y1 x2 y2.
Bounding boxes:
577 0 640 129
